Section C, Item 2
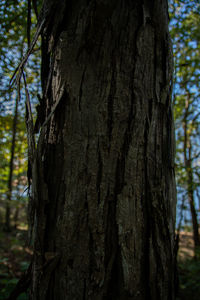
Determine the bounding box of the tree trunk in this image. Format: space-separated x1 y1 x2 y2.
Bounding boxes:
30 1 176 299
183 97 200 251
187 144 200 250
4 96 19 231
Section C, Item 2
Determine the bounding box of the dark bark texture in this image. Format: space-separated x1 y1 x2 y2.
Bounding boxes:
30 0 176 299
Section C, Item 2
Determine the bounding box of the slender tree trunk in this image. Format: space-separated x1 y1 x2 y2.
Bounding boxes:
14 206 19 229
30 1 176 299
188 143 200 250
4 97 19 231
14 176 22 229
183 97 200 250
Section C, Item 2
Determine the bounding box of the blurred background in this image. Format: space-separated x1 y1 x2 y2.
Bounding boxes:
0 0 200 299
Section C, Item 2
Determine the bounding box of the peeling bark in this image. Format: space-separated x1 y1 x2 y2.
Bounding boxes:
30 1 176 299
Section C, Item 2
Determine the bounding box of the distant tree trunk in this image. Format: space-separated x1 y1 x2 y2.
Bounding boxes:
4 96 19 231
14 177 22 229
14 206 19 229
183 97 200 251
30 1 176 299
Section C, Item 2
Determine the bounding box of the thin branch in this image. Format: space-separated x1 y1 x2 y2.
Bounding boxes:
10 17 45 86
27 0 32 48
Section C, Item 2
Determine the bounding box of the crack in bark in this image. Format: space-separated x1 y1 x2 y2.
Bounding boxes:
143 117 152 300
96 138 102 205
107 52 116 143
153 35 159 103
103 180 121 298
79 67 87 111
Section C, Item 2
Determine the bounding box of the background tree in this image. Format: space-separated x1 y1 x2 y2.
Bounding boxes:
26 1 177 299
5 95 19 232
0 0 41 229
169 0 200 253
0 113 28 227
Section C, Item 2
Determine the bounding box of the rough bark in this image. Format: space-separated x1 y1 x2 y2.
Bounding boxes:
30 1 176 299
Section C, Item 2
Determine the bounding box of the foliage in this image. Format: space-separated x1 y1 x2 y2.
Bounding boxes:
0 226 31 299
0 0 42 108
177 258 200 300
0 114 28 192
0 279 28 300
169 0 200 229
0 112 28 226
0 0 41 227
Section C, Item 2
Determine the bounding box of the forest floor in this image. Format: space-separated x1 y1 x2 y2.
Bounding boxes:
177 231 200 300
178 231 195 259
0 227 199 299
0 225 32 299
